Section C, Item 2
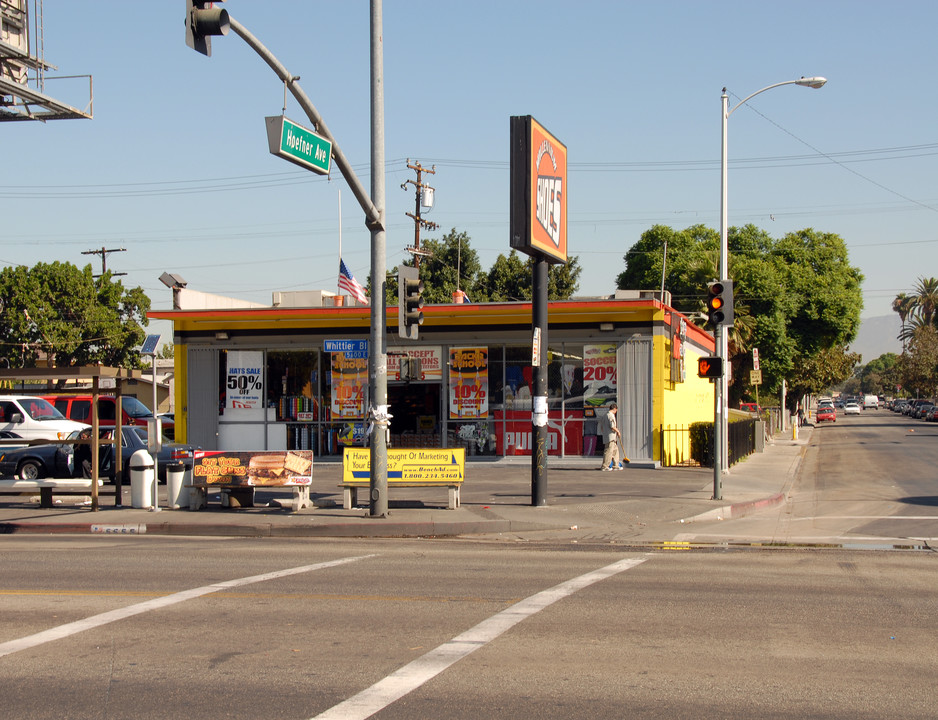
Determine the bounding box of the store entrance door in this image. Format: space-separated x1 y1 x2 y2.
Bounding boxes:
388 383 441 448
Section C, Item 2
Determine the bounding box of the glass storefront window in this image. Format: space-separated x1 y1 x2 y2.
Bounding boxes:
268 350 321 421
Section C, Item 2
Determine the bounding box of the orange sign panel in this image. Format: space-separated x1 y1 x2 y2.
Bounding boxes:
528 119 567 262
510 116 568 264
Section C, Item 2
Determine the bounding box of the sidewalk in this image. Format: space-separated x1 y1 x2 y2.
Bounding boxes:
0 428 811 544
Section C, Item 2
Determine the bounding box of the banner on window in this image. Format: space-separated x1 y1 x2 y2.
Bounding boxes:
583 344 617 408
331 351 367 418
449 347 488 419
226 350 264 410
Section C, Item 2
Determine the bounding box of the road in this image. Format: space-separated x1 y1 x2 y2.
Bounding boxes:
676 408 938 547
1 410 936 719
1 536 935 719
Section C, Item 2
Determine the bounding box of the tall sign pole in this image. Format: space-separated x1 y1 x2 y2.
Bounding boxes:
185 3 390 516
510 116 567 506
368 0 389 517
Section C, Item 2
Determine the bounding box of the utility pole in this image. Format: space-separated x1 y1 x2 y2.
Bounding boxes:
401 160 438 268
82 247 127 278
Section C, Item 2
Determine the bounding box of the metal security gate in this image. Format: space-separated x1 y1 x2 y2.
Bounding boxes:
186 348 219 450
618 338 653 463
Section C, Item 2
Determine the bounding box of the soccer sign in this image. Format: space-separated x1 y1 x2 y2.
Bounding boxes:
510 116 568 264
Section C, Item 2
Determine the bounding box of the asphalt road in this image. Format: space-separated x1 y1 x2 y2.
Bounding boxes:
675 409 938 547
1 537 935 719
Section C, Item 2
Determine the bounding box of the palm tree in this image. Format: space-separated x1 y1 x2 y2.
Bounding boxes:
893 292 913 351
910 277 938 327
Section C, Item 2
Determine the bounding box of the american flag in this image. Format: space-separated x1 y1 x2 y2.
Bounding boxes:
338 259 369 305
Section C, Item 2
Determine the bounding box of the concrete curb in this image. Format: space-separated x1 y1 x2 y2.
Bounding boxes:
0 517 558 539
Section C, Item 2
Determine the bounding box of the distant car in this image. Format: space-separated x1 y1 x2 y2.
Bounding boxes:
913 403 934 420
816 406 836 423
739 402 762 415
0 440 73 480
843 402 861 416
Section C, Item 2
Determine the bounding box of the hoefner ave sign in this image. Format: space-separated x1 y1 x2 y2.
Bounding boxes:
265 115 332 175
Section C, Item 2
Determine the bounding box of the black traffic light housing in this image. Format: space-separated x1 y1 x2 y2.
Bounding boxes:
185 1 230 56
706 279 734 328
697 356 724 379
398 265 424 340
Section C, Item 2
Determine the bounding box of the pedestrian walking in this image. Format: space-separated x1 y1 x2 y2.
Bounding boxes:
599 402 621 470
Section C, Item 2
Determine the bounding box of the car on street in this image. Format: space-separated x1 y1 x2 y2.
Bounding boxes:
843 402 861 416
71 426 197 484
0 439 73 480
913 403 934 420
816 406 836 423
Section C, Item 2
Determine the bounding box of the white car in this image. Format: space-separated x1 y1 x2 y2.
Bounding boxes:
843 402 861 416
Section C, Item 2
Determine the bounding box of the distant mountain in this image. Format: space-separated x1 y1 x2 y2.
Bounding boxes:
850 314 902 362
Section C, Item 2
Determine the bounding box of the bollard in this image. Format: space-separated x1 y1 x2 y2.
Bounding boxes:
129 449 154 509
165 461 187 509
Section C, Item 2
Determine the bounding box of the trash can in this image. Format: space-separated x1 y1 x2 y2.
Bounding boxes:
166 461 187 509
130 449 154 509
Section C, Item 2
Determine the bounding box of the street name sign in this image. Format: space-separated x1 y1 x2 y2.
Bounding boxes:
265 115 332 175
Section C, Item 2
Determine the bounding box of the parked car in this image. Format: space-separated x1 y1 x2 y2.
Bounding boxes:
843 402 861 416
816 406 836 423
913 403 934 420
0 439 73 480
739 402 762 415
0 396 89 441
70 426 197 484
44 394 175 440
925 406 938 422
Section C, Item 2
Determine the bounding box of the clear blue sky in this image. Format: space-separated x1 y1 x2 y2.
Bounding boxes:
3 1 936 349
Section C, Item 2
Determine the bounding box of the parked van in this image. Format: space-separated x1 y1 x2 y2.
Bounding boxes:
862 394 879 410
0 396 89 441
42 395 175 440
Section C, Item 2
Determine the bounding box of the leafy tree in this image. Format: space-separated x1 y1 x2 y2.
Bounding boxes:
858 353 899 396
617 224 863 407
418 229 484 304
897 325 938 397
786 345 861 410
0 261 150 370
481 250 582 301
616 224 719 315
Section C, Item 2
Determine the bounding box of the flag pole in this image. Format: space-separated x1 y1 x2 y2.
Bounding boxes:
337 189 342 296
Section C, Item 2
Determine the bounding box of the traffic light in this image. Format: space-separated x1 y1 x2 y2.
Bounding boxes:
697 356 724 379
185 1 230 56
398 265 424 340
706 279 734 328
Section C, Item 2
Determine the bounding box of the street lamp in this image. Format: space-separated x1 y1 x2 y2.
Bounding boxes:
714 76 826 500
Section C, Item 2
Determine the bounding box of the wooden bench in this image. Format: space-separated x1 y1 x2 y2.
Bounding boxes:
187 482 311 513
0 478 106 509
340 480 461 510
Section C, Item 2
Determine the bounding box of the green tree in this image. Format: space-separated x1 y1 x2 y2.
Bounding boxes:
0 261 150 370
418 229 484 304
897 325 938 397
617 224 863 407
616 224 719 315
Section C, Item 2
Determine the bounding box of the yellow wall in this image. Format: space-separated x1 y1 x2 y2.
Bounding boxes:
653 329 715 465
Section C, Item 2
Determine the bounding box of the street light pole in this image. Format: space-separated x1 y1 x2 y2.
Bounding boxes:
715 76 826 501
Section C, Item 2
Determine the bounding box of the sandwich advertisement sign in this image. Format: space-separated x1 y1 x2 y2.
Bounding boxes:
193 450 313 486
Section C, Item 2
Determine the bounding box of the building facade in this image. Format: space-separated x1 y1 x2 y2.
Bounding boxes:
151 289 716 465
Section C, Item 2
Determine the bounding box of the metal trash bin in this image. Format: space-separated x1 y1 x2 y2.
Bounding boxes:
130 449 154 509
166 461 187 509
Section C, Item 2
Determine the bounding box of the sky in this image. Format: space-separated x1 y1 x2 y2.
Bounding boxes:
3 1 936 354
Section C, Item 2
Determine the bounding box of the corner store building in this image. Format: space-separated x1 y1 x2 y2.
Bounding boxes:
151 288 716 466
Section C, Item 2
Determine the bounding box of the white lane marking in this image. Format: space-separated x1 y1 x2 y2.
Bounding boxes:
0 554 375 659
311 555 649 720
